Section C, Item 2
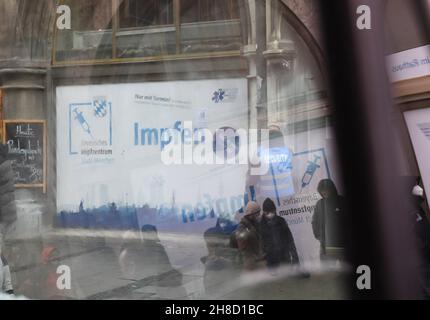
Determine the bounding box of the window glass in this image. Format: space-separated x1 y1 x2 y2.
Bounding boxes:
180 0 240 23
180 0 242 54
54 0 242 63
55 0 113 62
119 0 174 28
116 0 175 58
1 0 353 301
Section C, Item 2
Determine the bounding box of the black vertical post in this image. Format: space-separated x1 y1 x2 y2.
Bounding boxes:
320 0 421 299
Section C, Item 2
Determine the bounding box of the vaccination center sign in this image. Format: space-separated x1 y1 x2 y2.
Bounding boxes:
56 79 340 270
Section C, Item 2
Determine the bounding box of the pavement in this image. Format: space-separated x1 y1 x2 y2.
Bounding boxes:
4 228 349 300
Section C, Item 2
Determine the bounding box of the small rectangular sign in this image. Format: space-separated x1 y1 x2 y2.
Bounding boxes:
386 45 430 83
3 120 47 193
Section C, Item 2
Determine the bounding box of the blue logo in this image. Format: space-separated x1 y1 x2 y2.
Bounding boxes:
212 89 226 103
93 99 108 118
69 98 113 155
73 108 94 139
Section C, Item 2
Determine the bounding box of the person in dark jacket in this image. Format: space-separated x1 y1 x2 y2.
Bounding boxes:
261 198 299 273
312 179 347 258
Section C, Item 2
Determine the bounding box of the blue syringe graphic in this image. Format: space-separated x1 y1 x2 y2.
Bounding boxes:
74 108 94 139
301 155 321 190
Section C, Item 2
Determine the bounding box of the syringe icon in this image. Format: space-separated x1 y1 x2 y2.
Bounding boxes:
301 155 321 189
73 108 94 139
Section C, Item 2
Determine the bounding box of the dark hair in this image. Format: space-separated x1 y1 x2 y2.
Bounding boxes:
269 129 283 141
262 198 277 213
141 225 157 234
141 225 159 241
317 179 338 197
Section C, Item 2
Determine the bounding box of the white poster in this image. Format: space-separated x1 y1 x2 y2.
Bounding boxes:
405 108 430 202
57 79 248 213
56 79 341 277
56 79 249 281
386 45 430 83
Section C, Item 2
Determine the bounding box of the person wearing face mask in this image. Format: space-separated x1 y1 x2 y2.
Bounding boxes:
235 202 264 271
260 198 299 274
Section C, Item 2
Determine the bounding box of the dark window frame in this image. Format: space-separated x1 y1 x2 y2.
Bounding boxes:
53 0 242 65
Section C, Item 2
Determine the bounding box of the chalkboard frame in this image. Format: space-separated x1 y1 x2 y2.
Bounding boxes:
2 120 47 194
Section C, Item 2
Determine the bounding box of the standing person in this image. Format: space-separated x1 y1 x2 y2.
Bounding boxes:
235 201 264 271
0 252 13 295
0 144 16 229
409 179 430 299
260 198 299 274
312 179 347 259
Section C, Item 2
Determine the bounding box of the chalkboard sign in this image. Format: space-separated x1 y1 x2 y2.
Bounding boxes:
3 120 47 193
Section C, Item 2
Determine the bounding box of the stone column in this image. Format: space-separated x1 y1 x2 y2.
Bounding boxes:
0 0 55 240
0 69 51 243
264 0 296 125
240 0 267 131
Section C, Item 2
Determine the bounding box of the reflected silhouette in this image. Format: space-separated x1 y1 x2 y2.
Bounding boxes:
117 225 187 299
201 217 241 296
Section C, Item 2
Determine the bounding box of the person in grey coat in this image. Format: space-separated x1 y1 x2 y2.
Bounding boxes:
0 253 13 294
0 144 16 235
0 144 16 296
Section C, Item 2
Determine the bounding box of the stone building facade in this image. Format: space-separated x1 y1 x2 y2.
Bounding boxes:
0 0 327 237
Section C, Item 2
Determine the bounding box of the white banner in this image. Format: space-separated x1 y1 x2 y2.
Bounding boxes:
56 79 249 284
56 80 341 274
386 45 430 83
56 79 249 226
405 108 430 202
